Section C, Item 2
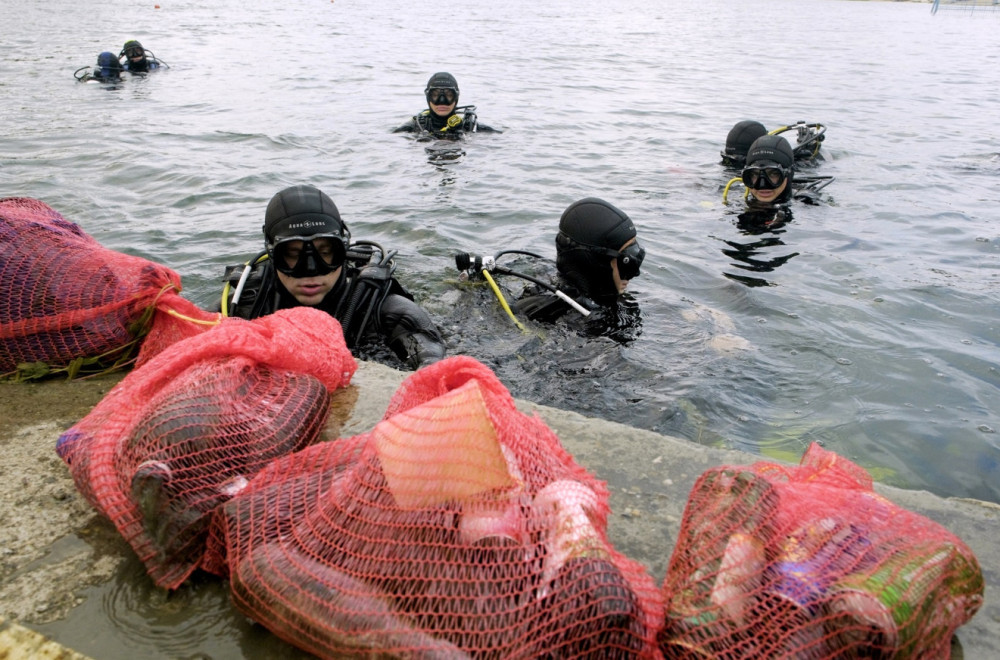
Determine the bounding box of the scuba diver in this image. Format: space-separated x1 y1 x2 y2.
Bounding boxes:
455 198 645 343
718 135 836 286
219 184 447 370
119 40 167 73
723 134 834 208
73 51 123 83
393 72 500 137
721 119 827 168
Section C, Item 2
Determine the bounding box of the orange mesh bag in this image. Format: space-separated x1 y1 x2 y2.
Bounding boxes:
208 356 664 659
0 197 207 379
56 307 357 589
659 443 983 659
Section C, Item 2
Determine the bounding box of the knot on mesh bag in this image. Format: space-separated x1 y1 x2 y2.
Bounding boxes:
659 443 984 659
0 197 184 379
208 355 663 659
57 307 357 588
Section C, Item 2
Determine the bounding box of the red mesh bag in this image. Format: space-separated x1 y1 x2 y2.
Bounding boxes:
206 356 664 659
659 443 984 659
57 307 357 588
0 197 209 379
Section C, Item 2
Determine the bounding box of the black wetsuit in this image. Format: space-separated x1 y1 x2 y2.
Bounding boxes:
393 106 499 135
221 252 446 370
513 278 642 345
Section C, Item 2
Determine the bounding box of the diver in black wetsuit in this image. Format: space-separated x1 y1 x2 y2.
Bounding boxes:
720 136 821 287
741 135 797 207
393 72 500 136
119 40 167 73
74 51 123 83
219 185 446 370
721 120 768 168
456 198 645 343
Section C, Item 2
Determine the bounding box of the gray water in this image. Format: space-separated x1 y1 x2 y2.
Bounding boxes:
2 0 998 655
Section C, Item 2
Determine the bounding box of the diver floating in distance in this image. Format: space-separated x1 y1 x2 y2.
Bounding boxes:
455 197 644 343
74 51 123 83
393 72 500 137
723 134 834 209
119 40 168 73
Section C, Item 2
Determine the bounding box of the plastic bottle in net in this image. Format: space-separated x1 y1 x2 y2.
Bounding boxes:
207 355 664 659
659 443 983 659
57 307 357 588
0 197 188 378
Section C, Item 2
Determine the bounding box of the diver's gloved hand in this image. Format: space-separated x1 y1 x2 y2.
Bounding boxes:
391 332 447 370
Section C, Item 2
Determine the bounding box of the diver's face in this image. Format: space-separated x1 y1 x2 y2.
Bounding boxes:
427 88 457 117
611 238 637 294
276 260 342 306
750 178 788 204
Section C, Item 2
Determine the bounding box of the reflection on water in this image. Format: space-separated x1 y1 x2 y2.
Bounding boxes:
718 207 800 288
36 553 310 660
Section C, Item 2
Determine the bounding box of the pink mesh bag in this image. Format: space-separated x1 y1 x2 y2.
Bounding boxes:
57 307 357 588
660 443 983 659
206 356 664 659
0 197 211 378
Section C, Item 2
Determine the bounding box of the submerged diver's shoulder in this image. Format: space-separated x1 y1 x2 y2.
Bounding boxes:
392 116 421 133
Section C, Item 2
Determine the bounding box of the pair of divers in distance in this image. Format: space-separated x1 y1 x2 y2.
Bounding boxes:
74 40 167 83
717 119 834 287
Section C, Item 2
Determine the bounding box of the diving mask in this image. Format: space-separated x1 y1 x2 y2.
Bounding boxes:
742 164 789 190
427 88 457 105
269 235 346 278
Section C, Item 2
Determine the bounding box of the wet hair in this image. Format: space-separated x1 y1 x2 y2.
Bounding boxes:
723 120 768 166
555 197 636 302
263 184 350 247
744 135 795 204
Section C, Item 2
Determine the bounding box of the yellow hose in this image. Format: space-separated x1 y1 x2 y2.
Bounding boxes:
722 177 744 204
482 270 526 331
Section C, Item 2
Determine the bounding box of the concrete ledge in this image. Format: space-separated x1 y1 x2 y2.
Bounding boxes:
0 616 93 659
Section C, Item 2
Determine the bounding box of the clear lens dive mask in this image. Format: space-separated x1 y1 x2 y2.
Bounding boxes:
742 164 789 190
269 235 346 278
426 88 457 105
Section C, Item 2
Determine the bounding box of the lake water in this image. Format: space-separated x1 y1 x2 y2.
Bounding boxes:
2 0 998 655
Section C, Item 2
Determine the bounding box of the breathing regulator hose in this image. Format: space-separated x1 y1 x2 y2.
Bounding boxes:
454 252 591 325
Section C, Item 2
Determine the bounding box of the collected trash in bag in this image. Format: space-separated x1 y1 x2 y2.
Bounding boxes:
659 443 983 659
206 355 663 659
57 307 356 588
0 197 205 379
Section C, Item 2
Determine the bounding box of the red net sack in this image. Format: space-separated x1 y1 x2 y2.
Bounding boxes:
207 356 664 659
659 443 984 659
0 197 192 378
57 307 357 589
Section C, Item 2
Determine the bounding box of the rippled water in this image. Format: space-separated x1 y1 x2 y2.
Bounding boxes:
4 0 999 496
3 0 999 653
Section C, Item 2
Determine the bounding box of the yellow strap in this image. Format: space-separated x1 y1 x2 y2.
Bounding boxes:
482 270 526 332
